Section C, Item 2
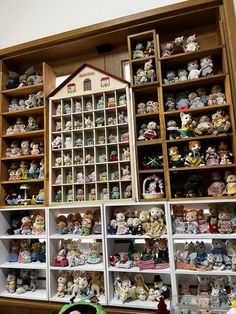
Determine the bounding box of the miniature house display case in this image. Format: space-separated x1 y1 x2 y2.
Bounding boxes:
49 64 136 204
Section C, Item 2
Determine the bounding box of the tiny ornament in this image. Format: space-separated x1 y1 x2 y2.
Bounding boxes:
156 297 170 314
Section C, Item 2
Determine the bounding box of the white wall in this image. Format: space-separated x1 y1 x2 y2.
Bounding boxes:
0 0 235 49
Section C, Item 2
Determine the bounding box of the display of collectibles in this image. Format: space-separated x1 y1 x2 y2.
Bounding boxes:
49 64 135 203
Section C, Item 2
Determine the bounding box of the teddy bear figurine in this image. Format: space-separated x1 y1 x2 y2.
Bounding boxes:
184 140 205 167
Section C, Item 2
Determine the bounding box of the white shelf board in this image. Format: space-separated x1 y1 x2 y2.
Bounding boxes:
0 289 47 301
50 262 104 272
168 199 236 205
175 269 236 275
172 233 236 240
50 233 102 240
108 266 170 274
106 234 167 239
0 234 46 240
50 293 106 305
0 262 46 269
109 298 170 310
0 207 46 211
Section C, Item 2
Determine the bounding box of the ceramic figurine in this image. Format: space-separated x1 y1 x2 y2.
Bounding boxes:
64 120 72 131
87 242 102 264
162 42 174 57
76 172 84 184
101 187 109 200
120 132 129 142
225 174 236 196
184 141 205 167
56 104 62 115
89 188 96 201
55 156 62 167
110 150 118 161
31 142 41 154
66 171 73 184
193 115 214 136
119 94 127 106
98 154 106 163
122 147 130 160
97 135 105 144
95 116 104 126
185 34 200 52
124 185 132 199
55 174 62 185
75 137 83 147
218 141 232 165
52 136 62 149
74 119 83 129
121 165 131 180
137 102 147 114
107 116 116 125
118 111 127 124
168 146 184 168
144 59 156 82
85 154 94 164
85 101 93 111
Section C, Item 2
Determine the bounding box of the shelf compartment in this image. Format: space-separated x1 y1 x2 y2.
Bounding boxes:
2 106 45 117
2 83 44 97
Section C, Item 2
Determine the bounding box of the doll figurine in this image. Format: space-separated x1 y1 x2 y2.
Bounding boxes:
184 141 205 167
188 92 204 108
179 112 194 138
185 34 200 52
144 121 159 140
80 211 94 236
176 91 189 110
205 146 220 166
168 146 184 168
208 85 226 106
87 242 102 264
207 171 225 197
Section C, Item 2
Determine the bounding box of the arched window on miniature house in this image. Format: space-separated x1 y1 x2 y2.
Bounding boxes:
83 78 91 91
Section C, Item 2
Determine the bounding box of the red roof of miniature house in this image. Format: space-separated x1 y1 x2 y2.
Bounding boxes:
48 63 130 97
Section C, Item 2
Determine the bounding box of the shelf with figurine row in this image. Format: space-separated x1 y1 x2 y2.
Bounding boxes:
2 129 45 139
2 153 45 161
2 83 44 97
2 106 45 117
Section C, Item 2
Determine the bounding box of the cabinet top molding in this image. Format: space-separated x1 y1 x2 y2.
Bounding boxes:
0 0 223 60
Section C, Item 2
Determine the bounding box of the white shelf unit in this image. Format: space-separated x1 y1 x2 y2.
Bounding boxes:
168 199 236 313
0 206 48 301
47 204 107 305
104 202 171 310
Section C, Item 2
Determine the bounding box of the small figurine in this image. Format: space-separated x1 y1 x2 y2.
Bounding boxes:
173 36 184 54
67 189 74 202
96 96 105 109
122 147 130 161
64 120 72 131
176 91 189 110
205 146 220 166
193 115 214 136
164 70 178 84
52 136 62 149
84 116 93 128
124 185 132 199
196 87 208 105
179 112 194 138
76 188 84 201
225 174 236 196
211 110 231 135
75 101 82 112
110 150 118 162
64 136 72 148
187 59 201 80
207 171 225 197
118 111 127 124
168 146 184 168
85 101 93 111
133 42 145 59
162 42 174 57
108 97 116 108
64 103 71 114
164 93 176 111
66 171 73 184
97 135 105 144
119 94 127 106
137 102 147 114
55 190 62 202
208 85 226 106
144 121 159 140
166 120 180 140
89 188 96 201
177 68 188 81
111 186 120 199
121 165 131 180
107 116 116 125
185 34 200 52
76 172 84 184
56 104 62 115
87 242 102 264
200 55 214 77
218 141 232 165
55 174 62 185
80 211 94 236
184 140 205 167
188 92 204 108
75 137 83 147
95 116 104 126
120 132 129 142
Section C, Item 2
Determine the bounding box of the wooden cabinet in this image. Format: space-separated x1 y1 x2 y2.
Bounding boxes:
0 61 56 207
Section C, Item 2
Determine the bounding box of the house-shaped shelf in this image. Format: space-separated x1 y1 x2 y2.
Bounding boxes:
49 63 136 203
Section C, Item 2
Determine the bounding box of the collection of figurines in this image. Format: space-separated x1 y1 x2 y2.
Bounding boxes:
136 100 159 114
8 159 44 181
6 269 40 294
138 121 161 141
56 210 101 236
163 56 214 85
114 273 169 304
8 91 44 112
6 211 45 236
5 187 45 206
5 140 44 158
175 275 236 313
54 94 126 115
51 240 102 267
164 85 226 111
172 170 236 198
107 206 166 237
161 34 200 57
141 153 163 170
110 239 169 271
6 116 40 135
6 66 43 90
168 141 232 169
56 270 104 301
8 239 46 264
176 239 236 272
167 110 231 140
172 204 236 235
